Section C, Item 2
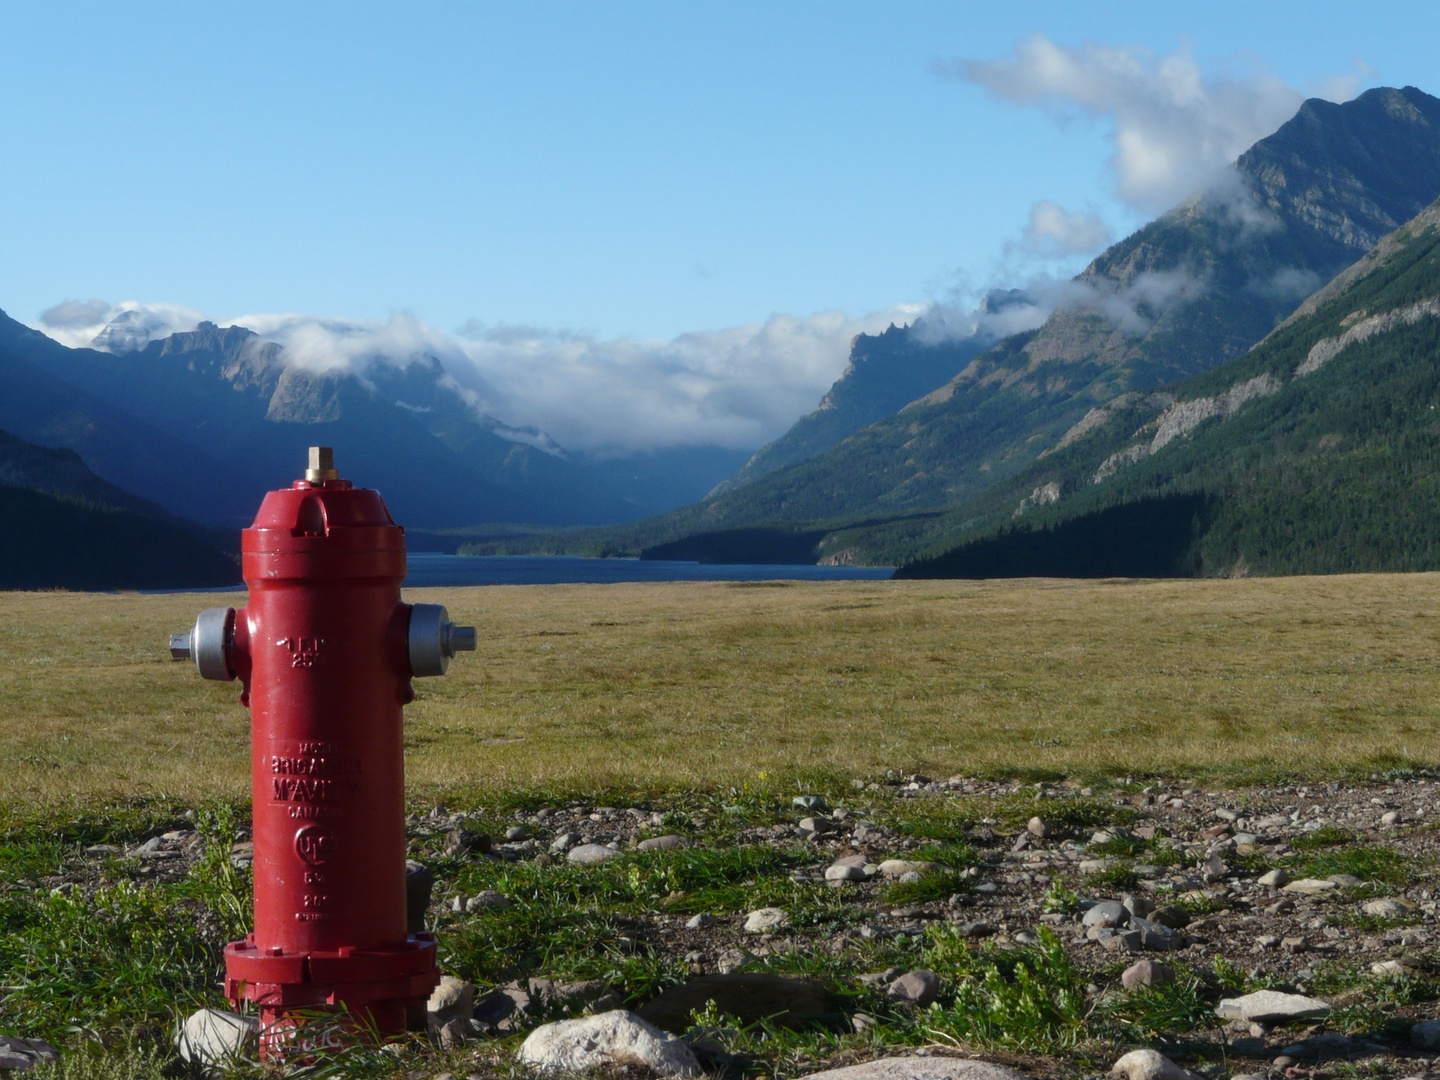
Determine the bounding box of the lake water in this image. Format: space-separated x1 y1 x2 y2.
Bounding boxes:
174 553 894 593
402 553 894 587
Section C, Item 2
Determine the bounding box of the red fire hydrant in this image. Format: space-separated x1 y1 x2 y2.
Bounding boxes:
170 447 474 1053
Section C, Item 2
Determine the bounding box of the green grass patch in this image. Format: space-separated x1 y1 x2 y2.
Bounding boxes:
920 926 1087 1051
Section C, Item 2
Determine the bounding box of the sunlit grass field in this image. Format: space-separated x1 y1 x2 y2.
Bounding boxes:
3 573 1440 810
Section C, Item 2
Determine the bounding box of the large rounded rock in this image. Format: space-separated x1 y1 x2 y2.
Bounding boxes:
517 1010 700 1076
798 1057 1032 1080
638 973 838 1033
567 843 620 865
176 1009 258 1074
1111 1049 1201 1080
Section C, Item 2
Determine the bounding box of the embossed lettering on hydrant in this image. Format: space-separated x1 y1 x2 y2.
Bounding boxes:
275 636 325 668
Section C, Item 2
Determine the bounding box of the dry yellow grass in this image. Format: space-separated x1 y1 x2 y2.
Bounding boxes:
2 573 1439 809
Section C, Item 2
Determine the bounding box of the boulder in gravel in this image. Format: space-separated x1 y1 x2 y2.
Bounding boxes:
1256 869 1289 888
1283 878 1338 895
1411 1019 1440 1049
1215 990 1331 1024
744 907 790 933
1362 897 1416 918
517 1010 700 1075
176 1009 258 1073
887 969 940 1007
1082 901 1129 928
638 972 836 1032
686 912 716 929
796 1057 1033 1080
567 843 619 865
1121 959 1176 990
1148 905 1191 929
1131 917 1182 952
1110 1049 1201 1080
826 864 867 882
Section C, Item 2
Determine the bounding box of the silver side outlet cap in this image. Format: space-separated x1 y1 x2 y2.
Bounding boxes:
169 607 236 680
409 603 476 677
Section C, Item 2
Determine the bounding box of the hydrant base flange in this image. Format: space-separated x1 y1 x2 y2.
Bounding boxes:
224 933 440 1017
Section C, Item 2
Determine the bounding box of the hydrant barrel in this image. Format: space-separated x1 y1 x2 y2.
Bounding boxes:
171 447 472 1054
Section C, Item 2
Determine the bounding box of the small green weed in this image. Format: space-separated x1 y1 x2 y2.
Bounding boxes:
1292 826 1358 851
921 926 1086 1051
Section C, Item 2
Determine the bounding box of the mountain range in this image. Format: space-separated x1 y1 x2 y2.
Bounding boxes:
501 85 1440 571
7 84 1440 586
0 312 747 533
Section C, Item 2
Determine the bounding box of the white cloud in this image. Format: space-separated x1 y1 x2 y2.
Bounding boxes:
35 300 921 455
36 299 203 350
937 36 1317 212
1017 200 1113 257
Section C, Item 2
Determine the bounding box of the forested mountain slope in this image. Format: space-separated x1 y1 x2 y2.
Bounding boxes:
898 197 1440 577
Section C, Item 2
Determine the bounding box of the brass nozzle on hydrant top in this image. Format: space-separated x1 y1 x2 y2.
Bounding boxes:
168 447 476 1056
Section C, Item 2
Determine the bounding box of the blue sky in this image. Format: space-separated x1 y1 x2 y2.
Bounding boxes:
1 2 1437 453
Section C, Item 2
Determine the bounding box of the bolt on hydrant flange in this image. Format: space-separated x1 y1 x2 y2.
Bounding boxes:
170 447 475 1057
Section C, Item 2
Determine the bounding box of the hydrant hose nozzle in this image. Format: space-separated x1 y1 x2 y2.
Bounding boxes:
408 603 477 677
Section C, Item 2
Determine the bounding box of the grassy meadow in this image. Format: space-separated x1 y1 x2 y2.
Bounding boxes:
4 572 1440 810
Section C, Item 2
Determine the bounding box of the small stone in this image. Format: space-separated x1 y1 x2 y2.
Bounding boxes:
833 853 869 868
1148 905 1191 929
437 1017 471 1049
1283 877 1338 895
1102 929 1143 953
1272 1056 1295 1069
686 913 717 929
825 864 867 882
1027 816 1048 837
505 826 528 841
517 1011 700 1076
1362 897 1416 918
1257 869 1289 888
550 832 581 852
886 969 939 1007
799 816 834 835
1083 901 1129 928
1110 1049 1201 1080
1215 990 1331 1024
1327 873 1362 887
798 1058 1032 1080
638 834 687 852
1131 917 1182 951
467 890 512 910
176 1009 258 1073
1411 1019 1440 1048
743 907 790 933
428 976 477 1027
1121 894 1154 919
851 1012 876 1032
957 921 995 938
877 859 939 878
567 843 619 865
1382 810 1400 825
1121 959 1175 990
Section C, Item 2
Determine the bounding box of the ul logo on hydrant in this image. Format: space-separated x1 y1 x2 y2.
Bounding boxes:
294 826 335 865
168 447 477 1057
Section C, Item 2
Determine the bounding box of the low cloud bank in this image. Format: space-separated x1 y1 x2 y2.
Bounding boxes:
34 300 922 455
